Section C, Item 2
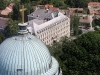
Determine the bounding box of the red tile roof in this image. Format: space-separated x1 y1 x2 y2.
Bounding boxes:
79 16 90 23
45 4 53 8
68 7 83 11
88 2 100 14
89 9 100 15
49 7 59 11
8 3 15 9
88 2 100 7
0 3 14 16
0 3 14 29
44 4 59 11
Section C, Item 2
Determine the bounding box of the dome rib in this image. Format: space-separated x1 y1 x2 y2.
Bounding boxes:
28 38 51 74
0 34 61 75
0 39 17 74
26 41 41 74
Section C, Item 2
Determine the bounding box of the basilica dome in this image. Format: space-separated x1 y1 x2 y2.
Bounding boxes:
0 33 61 75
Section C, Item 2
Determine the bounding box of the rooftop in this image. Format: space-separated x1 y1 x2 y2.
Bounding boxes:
44 4 59 11
79 15 91 23
0 33 59 75
88 2 100 7
0 3 14 15
89 9 100 15
68 7 83 11
28 9 58 24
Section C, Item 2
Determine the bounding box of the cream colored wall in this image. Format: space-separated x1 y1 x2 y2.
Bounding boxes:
37 19 70 45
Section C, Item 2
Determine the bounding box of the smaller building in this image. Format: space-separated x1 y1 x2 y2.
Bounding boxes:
88 2 100 15
44 4 59 11
79 15 94 31
35 4 59 11
0 3 14 30
68 7 83 17
0 3 14 16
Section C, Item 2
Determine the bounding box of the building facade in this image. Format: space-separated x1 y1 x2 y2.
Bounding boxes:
79 15 93 30
88 2 100 15
27 8 70 45
67 7 83 17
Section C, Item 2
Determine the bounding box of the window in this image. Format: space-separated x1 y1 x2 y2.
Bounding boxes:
37 31 39 34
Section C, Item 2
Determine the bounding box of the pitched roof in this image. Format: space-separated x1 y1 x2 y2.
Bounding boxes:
88 2 100 7
79 15 90 23
45 4 53 8
0 3 14 15
89 9 100 14
44 4 59 11
68 7 83 11
28 9 58 23
28 12 69 34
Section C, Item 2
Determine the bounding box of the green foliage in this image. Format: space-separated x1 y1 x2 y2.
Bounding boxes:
9 0 33 22
48 31 100 75
71 15 80 35
0 31 5 44
92 18 100 27
11 1 21 21
87 9 90 14
34 0 100 8
24 3 33 22
7 0 100 25
0 0 7 10
20 0 30 4
50 0 67 9
38 0 50 5
5 19 18 36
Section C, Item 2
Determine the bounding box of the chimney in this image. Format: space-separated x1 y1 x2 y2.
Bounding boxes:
46 9 49 13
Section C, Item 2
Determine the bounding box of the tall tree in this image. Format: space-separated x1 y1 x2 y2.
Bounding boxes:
0 31 5 44
0 0 7 10
20 0 30 4
5 19 18 37
71 15 80 35
11 1 21 21
48 30 100 75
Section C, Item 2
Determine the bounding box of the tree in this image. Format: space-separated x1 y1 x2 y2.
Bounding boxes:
20 0 30 4
87 9 90 14
92 18 100 27
11 1 21 21
5 19 18 37
48 30 100 75
50 0 67 9
0 31 5 44
71 15 80 35
38 0 50 5
0 0 7 10
24 3 33 22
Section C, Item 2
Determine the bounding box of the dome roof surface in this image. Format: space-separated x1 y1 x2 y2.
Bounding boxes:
0 34 59 75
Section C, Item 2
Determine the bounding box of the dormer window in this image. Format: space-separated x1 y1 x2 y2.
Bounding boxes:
32 14 34 16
